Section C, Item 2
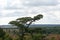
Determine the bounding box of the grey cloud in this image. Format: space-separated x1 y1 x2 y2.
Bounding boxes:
0 14 2 17
5 10 37 17
5 0 58 9
6 13 24 17
5 5 24 10
0 13 3 17
5 4 28 10
49 8 60 11
5 11 29 17
5 0 23 9
23 0 58 6
39 13 60 24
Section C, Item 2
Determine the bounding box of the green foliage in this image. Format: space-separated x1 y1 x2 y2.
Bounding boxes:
33 14 43 21
9 14 43 40
17 17 33 24
0 28 5 38
4 37 12 40
33 33 46 40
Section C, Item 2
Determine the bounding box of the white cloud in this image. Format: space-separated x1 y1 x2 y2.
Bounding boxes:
6 0 23 9
0 17 18 25
23 0 58 6
0 0 7 9
0 0 60 25
0 10 15 17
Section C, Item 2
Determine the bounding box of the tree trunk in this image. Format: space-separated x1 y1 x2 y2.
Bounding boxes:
20 28 25 40
20 33 24 40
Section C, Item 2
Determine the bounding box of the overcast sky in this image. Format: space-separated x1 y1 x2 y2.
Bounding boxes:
0 0 60 25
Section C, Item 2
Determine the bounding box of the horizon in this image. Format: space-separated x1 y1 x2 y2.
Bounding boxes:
0 24 60 25
0 24 60 28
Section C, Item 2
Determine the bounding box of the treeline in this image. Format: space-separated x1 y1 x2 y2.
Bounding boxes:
34 27 60 34
43 27 60 34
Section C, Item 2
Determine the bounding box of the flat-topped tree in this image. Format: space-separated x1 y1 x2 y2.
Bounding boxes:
9 14 43 40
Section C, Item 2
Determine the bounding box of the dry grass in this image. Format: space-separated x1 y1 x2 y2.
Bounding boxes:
46 34 60 40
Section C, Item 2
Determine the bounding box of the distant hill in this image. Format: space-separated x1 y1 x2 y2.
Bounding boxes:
0 25 17 28
30 24 60 27
0 24 60 28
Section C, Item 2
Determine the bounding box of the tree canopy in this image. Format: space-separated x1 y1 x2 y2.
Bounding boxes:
9 14 43 26
9 14 43 40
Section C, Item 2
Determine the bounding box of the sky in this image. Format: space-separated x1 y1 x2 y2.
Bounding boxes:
0 0 60 25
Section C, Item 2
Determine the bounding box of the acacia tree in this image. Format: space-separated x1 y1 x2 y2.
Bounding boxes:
9 14 43 40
